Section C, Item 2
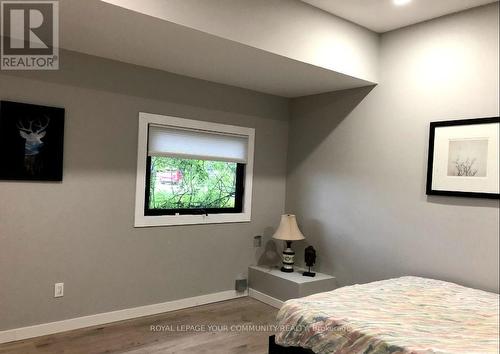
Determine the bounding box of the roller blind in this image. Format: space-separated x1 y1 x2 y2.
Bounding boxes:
148 125 248 163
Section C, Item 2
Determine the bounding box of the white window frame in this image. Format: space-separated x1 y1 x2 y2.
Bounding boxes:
134 112 254 227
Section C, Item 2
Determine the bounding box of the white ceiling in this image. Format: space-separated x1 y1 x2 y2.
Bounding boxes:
301 0 498 33
55 0 497 98
58 0 373 98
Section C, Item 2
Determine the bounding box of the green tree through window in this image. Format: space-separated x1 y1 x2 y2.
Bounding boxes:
147 156 242 212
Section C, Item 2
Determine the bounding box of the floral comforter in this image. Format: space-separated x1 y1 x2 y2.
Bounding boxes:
275 276 499 354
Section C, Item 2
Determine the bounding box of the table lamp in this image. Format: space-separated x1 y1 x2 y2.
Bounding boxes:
272 214 305 272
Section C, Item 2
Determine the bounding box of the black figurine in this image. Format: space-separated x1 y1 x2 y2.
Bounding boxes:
303 246 316 277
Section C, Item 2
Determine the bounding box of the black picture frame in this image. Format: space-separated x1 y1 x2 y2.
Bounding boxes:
426 116 500 199
0 100 65 181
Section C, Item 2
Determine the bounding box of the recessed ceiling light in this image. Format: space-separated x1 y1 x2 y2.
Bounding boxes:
393 0 412 6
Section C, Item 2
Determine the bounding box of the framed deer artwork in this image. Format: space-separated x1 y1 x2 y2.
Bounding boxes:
0 101 65 181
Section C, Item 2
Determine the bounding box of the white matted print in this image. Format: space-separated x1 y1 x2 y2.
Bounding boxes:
427 117 499 199
447 139 488 177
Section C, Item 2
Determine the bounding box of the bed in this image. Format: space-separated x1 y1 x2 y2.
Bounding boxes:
270 276 499 354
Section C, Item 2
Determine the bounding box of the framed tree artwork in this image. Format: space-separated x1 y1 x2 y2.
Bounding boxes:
0 101 65 181
426 117 499 199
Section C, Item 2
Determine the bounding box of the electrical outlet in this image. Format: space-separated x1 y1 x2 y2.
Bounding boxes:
54 283 64 298
253 235 262 248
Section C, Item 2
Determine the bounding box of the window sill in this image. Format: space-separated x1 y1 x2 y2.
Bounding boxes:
134 212 251 227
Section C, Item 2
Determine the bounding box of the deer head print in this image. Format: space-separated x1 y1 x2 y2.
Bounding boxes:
16 116 50 175
17 117 50 156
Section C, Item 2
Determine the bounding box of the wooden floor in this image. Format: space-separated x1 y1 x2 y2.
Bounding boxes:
0 297 278 354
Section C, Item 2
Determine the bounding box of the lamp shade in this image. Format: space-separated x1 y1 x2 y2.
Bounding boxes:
272 214 305 241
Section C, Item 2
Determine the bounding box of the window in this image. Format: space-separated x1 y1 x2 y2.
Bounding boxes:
145 157 244 215
135 113 254 227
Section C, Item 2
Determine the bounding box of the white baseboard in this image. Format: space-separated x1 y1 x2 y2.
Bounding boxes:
0 289 247 344
248 288 283 308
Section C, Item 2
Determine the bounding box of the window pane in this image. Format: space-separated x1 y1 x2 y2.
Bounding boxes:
148 156 239 210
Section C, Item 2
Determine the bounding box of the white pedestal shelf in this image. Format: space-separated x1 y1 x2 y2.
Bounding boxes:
248 265 336 308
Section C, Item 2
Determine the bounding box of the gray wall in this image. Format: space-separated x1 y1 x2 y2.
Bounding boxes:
1 3 499 333
286 3 500 293
0 50 289 330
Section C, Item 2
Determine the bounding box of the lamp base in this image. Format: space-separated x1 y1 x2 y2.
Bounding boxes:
281 241 295 273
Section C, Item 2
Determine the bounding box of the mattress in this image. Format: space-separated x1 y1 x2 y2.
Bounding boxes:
275 276 499 354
